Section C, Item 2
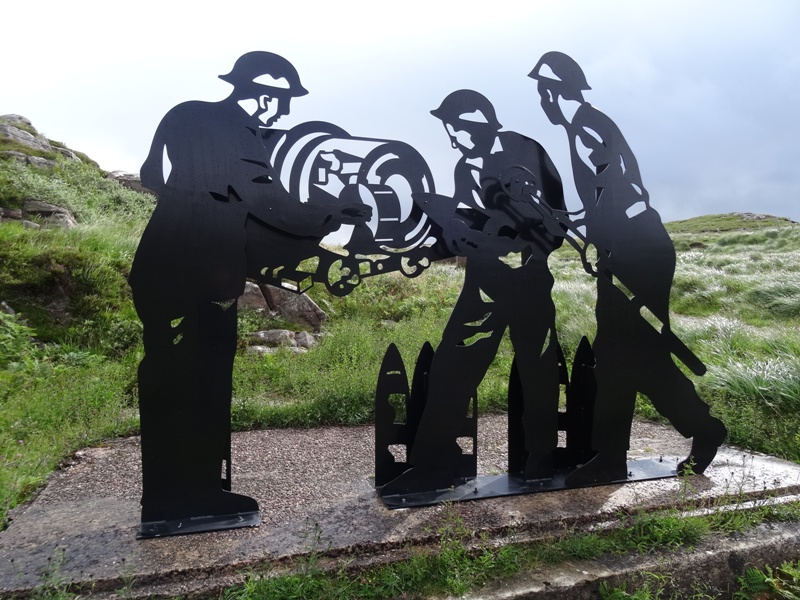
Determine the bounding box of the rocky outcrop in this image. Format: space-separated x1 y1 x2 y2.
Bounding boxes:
245 329 319 356
0 116 53 155
0 201 77 229
0 150 57 171
22 200 77 228
239 281 328 333
261 284 328 332
0 115 84 162
108 171 153 196
238 281 326 356
238 282 270 310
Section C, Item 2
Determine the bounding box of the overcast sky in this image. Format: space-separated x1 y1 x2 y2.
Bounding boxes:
3 0 799 222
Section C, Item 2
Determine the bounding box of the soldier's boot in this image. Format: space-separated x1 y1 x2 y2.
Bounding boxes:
678 418 727 475
522 451 554 481
379 464 457 496
564 450 628 488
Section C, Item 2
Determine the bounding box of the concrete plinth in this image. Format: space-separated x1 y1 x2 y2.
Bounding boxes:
1 416 799 598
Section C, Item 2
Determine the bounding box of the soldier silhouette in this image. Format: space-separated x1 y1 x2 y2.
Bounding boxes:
382 90 566 494
130 51 370 535
528 52 726 485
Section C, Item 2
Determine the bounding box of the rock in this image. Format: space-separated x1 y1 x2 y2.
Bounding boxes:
0 122 53 155
108 171 154 196
0 301 15 316
238 282 269 310
22 200 77 228
1 115 94 165
53 146 78 160
22 220 40 229
1 115 35 129
245 345 271 357
0 208 23 220
43 212 77 229
0 150 29 164
261 284 327 332
294 331 317 349
23 199 69 216
249 329 296 347
246 345 307 356
25 156 57 171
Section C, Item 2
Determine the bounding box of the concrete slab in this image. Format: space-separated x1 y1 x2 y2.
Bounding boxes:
1 415 799 598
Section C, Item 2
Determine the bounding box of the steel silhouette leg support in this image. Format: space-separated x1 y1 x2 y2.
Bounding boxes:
137 301 259 537
567 278 726 487
381 282 502 494
509 323 560 480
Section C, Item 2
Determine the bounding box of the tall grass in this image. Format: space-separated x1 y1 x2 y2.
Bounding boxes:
0 157 154 227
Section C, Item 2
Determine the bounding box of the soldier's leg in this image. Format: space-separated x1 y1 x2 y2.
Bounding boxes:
640 351 726 474
566 279 637 486
509 317 560 479
139 301 257 523
384 279 505 493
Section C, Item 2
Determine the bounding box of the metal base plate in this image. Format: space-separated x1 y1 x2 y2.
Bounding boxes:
379 458 677 509
137 510 260 539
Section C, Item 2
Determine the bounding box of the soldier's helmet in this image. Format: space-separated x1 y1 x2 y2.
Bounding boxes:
528 51 591 101
430 89 502 131
220 51 309 97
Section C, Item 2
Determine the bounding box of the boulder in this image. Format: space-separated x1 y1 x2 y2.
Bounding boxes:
246 345 307 357
0 121 53 155
0 150 29 164
1 115 35 129
43 212 78 229
245 345 272 357
22 200 77 228
108 171 154 196
237 281 269 310
1 115 92 165
53 146 79 160
249 329 296 347
261 284 327 332
294 331 317 349
26 156 57 170
0 208 23 220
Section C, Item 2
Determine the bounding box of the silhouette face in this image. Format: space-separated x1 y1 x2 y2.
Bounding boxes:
255 92 291 126
537 81 567 126
443 121 496 158
445 123 475 152
237 86 292 127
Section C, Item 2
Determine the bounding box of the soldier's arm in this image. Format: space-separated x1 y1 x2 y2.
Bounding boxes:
140 120 170 195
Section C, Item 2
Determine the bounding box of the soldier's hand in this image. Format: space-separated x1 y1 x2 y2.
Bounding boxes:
400 255 430 278
339 203 372 225
325 258 361 296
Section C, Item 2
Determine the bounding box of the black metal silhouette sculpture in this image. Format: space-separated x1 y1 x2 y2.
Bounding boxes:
527 52 727 486
376 55 726 508
131 51 447 538
379 90 566 499
132 49 726 529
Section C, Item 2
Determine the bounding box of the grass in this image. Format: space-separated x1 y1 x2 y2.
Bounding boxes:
219 502 800 600
735 560 800 599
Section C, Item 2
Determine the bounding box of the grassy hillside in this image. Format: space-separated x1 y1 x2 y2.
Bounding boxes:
1 149 799 529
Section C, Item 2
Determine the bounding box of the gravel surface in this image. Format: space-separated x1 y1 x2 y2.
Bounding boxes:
34 415 693 526
4 415 799 599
